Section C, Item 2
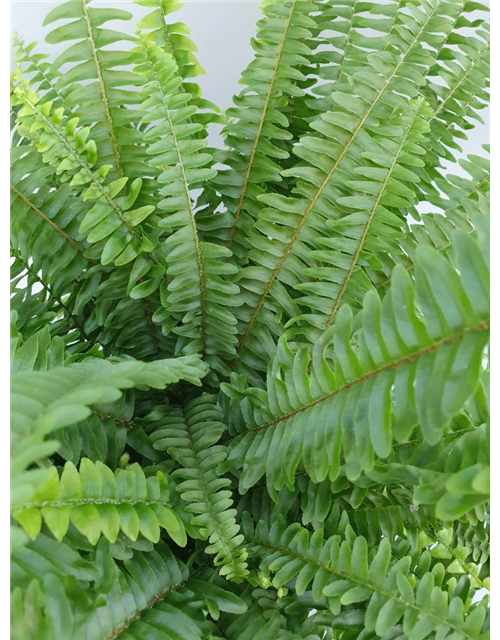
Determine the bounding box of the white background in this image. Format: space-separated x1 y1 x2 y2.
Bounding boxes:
11 1 262 112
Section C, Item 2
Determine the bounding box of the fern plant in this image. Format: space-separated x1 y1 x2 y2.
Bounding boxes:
10 1 490 638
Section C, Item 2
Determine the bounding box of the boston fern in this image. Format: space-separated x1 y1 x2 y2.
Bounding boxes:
10 0 490 638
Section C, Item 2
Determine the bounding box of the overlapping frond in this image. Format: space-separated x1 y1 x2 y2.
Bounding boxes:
87 264 174 360
418 2 490 200
428 20 489 148
292 97 432 336
311 0 401 109
145 394 249 582
226 228 489 495
13 85 157 267
10 315 100 376
10 249 89 347
219 586 327 640
134 37 240 370
57 411 129 468
238 373 489 538
10 1 490 636
10 145 95 336
11 355 207 548
231 0 464 382
372 156 488 292
246 518 489 639
11 538 247 640
11 83 185 359
213 0 319 255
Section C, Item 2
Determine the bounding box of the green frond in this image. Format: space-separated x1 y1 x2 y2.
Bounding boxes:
12 540 191 640
133 37 241 370
414 454 489 523
87 265 175 360
292 97 432 337
12 86 158 268
145 394 249 582
11 355 207 530
246 518 489 639
10 317 101 375
13 459 184 546
11 576 74 640
371 177 490 297
239 389 489 543
43 0 144 180
213 0 319 256
418 3 489 195
10 250 89 345
333 479 487 556
450 519 490 568
12 532 99 587
11 354 206 431
57 412 129 468
10 148 89 271
10 1 490 635
13 534 248 640
231 0 464 382
219 586 327 640
311 0 401 108
368 415 487 531
12 83 185 359
226 228 489 495
10 145 96 339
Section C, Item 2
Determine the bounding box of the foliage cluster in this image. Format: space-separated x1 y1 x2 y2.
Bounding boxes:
10 1 490 638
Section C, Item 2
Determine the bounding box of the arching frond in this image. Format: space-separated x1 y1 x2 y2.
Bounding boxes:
10 1 490 636
226 228 489 495
134 37 240 370
231 0 464 382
